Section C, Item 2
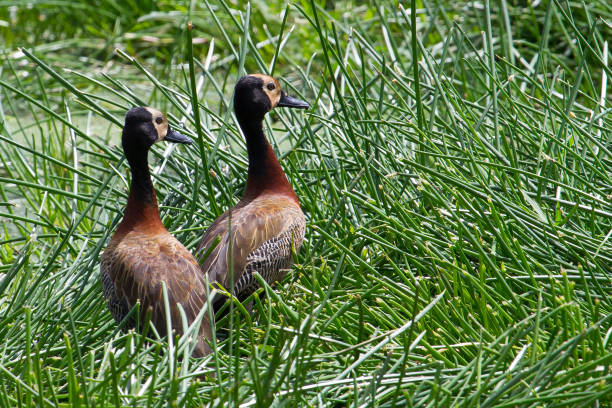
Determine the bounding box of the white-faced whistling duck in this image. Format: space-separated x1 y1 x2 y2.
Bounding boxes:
101 107 212 357
197 74 309 312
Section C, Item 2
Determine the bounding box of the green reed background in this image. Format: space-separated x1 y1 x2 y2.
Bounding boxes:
0 0 610 406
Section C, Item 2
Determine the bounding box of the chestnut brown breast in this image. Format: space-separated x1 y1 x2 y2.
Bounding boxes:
101 229 212 356
197 194 305 307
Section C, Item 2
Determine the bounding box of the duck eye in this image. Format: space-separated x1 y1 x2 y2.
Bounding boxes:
266 83 276 91
155 117 163 125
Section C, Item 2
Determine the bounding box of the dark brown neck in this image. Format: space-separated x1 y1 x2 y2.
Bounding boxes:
239 117 298 203
116 149 164 235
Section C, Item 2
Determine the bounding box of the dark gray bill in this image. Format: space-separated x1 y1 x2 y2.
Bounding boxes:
277 91 310 109
165 128 193 144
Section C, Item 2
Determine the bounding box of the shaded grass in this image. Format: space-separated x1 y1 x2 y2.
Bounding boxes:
1 0 611 406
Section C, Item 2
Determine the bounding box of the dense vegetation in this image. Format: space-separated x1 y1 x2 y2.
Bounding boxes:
1 0 610 406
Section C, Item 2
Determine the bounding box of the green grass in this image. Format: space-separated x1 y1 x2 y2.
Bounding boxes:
1 0 611 406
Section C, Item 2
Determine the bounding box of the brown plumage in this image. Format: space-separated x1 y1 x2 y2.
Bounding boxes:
197 74 309 311
100 107 212 357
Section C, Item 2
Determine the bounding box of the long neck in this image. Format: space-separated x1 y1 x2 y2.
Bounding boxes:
238 116 298 203
116 149 164 235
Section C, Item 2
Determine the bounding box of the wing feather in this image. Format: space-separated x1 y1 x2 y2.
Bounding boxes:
101 231 212 356
197 195 305 297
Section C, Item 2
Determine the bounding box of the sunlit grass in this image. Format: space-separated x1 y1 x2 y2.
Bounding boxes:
0 0 610 406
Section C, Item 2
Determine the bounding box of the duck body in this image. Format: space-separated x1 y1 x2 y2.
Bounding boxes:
197 74 308 310
197 194 305 308
101 107 212 357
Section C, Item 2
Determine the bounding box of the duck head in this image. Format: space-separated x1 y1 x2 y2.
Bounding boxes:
122 107 192 155
233 74 309 122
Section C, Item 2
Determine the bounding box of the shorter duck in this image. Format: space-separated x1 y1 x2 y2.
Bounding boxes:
101 107 212 357
197 74 309 312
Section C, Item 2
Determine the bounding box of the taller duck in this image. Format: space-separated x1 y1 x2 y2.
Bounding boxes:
101 107 212 357
197 74 309 311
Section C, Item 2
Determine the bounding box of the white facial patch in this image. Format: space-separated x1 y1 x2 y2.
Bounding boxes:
145 107 168 142
251 74 282 108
